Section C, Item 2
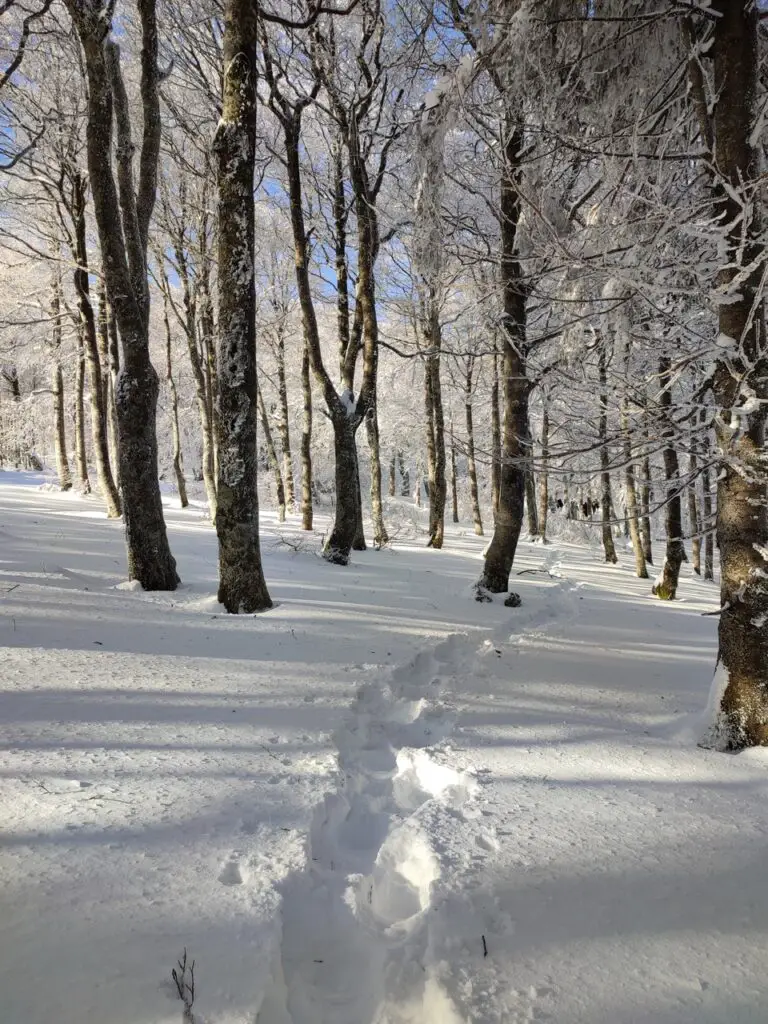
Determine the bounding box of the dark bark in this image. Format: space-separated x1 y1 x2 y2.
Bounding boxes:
50 265 72 491
688 451 701 576
423 301 446 549
450 429 459 524
525 469 539 538
257 385 286 522
640 448 653 565
388 452 396 497
702 456 714 582
65 0 178 589
537 400 548 542
71 171 121 518
74 325 91 494
161 287 188 508
97 279 119 487
465 359 483 536
480 110 529 592
300 338 313 531
598 347 618 565
622 398 647 578
490 337 501 518
275 329 295 511
212 0 271 612
652 357 684 600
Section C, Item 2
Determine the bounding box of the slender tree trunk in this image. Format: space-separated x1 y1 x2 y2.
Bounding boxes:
688 450 701 575
398 451 409 497
50 266 72 491
450 429 459 524
257 385 286 522
622 398 647 578
537 400 548 542
105 298 121 491
97 280 120 488
162 289 188 508
702 456 714 582
425 338 446 549
652 357 684 600
490 337 501 518
599 348 618 564
388 452 396 497
72 173 121 518
480 109 529 592
275 332 295 511
465 361 483 536
300 339 313 531
525 468 539 538
640 450 653 565
366 405 388 547
212 0 271 612
74 325 91 494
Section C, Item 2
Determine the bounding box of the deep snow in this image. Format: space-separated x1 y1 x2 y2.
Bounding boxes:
1 470 767 1023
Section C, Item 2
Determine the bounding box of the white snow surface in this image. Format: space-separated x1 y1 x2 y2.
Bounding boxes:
1 470 768 1023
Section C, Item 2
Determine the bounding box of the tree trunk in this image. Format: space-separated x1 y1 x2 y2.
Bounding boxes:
366 404 388 547
257 385 286 522
622 398 647 578
465 361 483 536
652 357 684 600
537 400 548 542
702 456 714 582
599 348 618 564
66 0 178 589
325 415 362 565
162 289 188 508
275 331 295 511
97 280 120 488
71 172 121 518
74 325 91 494
423 301 446 549
490 337 501 518
525 469 539 538
398 451 409 497
450 429 459 525
50 266 72 491
698 0 768 746
300 339 313 531
640 450 653 565
388 452 396 497
688 451 701 575
105 297 121 491
480 109 529 592
212 0 272 612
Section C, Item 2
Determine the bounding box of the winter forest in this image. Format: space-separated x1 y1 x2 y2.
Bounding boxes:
2 1 768 1022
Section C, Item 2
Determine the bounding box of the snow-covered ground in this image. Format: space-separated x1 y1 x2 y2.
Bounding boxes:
1 469 767 1023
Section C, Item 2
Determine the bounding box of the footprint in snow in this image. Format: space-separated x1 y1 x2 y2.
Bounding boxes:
218 855 245 886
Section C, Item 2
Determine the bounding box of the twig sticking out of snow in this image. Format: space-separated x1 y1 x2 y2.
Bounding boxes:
171 949 196 1024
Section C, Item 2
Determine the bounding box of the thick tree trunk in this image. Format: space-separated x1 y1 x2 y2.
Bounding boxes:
257 386 286 522
622 399 647 578
699 1 768 746
300 339 313 531
325 416 361 565
74 325 91 494
465 362 483 536
599 348 618 564
50 267 72 491
66 0 178 589
72 173 121 518
652 357 684 600
212 0 272 612
480 111 528 592
537 401 548 542
162 290 188 508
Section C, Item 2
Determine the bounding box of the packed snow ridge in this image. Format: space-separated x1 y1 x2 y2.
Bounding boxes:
256 635 475 1024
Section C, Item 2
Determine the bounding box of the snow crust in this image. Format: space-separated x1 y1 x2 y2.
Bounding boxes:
1 469 768 1023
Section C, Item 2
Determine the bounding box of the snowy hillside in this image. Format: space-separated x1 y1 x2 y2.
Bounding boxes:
1 471 767 1024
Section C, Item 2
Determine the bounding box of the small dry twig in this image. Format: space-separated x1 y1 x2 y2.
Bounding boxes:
171 949 196 1024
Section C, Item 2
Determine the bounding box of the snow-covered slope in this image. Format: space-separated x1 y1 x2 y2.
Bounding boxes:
1 470 766 1023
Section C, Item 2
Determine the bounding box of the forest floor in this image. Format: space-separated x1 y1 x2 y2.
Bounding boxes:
1 469 767 1024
